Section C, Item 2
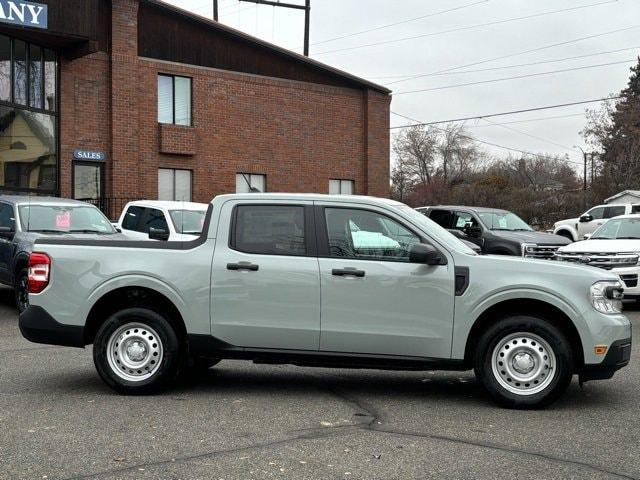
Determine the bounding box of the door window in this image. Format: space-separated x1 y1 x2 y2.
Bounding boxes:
231 205 306 256
586 207 604 220
324 208 420 261
121 206 146 232
428 209 453 229
0 202 15 232
604 206 626 218
453 212 477 231
142 208 169 233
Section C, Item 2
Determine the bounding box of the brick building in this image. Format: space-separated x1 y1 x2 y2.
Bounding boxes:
0 0 391 214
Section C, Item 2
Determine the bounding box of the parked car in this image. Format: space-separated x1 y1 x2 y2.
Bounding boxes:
417 206 570 259
116 201 209 241
0 196 121 312
18 194 631 408
553 204 640 242
556 214 640 302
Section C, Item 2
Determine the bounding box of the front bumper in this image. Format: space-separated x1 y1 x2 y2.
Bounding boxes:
580 337 632 382
19 305 85 348
609 265 640 297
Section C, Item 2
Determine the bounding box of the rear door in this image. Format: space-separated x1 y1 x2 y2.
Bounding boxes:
316 203 455 359
210 200 320 350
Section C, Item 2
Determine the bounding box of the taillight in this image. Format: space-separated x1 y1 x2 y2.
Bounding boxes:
28 252 51 294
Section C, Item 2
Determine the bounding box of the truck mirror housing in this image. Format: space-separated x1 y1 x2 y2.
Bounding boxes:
579 214 593 223
409 243 446 266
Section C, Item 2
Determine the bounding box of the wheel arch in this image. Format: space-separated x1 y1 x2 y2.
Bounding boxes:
84 286 188 347
463 298 584 370
12 252 30 280
554 227 576 242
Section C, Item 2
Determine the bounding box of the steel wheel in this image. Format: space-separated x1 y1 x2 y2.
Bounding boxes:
106 322 164 382
491 332 556 396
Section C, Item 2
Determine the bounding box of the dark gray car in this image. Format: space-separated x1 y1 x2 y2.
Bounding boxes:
0 196 121 312
417 206 570 258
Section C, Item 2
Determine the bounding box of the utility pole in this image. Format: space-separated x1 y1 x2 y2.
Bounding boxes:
238 0 311 56
575 146 589 209
213 0 218 21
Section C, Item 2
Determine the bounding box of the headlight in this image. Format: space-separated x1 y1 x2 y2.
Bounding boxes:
521 243 537 256
590 281 624 314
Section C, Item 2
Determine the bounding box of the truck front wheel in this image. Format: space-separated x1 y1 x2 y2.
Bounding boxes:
474 316 574 408
93 308 181 394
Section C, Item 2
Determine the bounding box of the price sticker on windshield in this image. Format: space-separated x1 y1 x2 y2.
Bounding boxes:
55 211 71 230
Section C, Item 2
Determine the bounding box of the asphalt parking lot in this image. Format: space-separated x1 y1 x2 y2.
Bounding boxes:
1 289 639 480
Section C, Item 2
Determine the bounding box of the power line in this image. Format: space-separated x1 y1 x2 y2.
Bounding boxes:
309 0 488 47
479 117 576 152
390 96 622 129
394 59 636 95
314 0 620 56
386 25 639 86
391 111 583 164
367 45 640 81
466 112 586 128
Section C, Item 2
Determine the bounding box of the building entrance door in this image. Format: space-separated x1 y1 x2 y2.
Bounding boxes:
73 162 104 208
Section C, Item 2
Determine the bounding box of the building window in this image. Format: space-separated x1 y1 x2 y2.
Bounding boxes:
158 74 191 126
158 168 192 201
236 173 266 193
0 34 58 196
329 179 355 195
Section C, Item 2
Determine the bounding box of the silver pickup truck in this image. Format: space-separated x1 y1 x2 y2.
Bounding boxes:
19 194 631 408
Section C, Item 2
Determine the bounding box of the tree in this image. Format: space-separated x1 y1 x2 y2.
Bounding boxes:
392 125 439 185
582 57 640 197
436 124 479 183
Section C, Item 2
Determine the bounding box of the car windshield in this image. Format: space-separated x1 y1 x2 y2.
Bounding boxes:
169 209 207 234
19 205 115 234
592 217 640 240
394 205 477 255
477 211 532 231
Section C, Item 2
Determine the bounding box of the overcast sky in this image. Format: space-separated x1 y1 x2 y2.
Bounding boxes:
163 0 640 169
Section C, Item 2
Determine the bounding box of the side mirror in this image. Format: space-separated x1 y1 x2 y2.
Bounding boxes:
579 214 593 223
149 227 170 241
583 233 592 240
409 243 446 266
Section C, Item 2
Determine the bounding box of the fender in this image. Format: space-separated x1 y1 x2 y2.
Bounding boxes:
452 287 586 360
554 226 577 242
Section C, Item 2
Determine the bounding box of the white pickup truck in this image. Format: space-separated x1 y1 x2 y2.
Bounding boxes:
556 214 640 302
18 194 631 408
553 204 640 242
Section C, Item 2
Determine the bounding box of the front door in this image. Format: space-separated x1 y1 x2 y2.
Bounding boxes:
317 205 455 359
73 162 104 208
578 206 605 238
210 200 320 351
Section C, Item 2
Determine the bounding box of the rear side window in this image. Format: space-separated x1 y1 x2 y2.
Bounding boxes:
0 202 15 231
122 206 145 232
605 206 626 218
231 205 306 256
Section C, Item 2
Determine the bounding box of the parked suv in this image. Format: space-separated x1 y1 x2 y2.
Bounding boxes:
0 196 120 312
418 206 570 259
19 194 631 408
556 214 640 301
553 204 640 242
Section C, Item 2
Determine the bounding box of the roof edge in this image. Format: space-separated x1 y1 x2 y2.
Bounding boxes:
144 0 391 94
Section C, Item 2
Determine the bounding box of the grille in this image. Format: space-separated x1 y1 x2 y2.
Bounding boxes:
555 252 639 270
523 245 561 260
620 274 638 288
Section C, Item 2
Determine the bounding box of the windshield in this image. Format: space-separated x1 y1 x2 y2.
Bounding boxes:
477 211 532 231
592 217 640 240
394 205 477 255
169 209 207 234
19 205 115 234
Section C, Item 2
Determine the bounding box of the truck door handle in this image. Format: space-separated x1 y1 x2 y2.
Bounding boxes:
332 268 365 278
227 262 259 272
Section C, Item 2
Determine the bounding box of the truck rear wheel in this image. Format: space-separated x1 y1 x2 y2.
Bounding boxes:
93 308 181 394
474 315 574 408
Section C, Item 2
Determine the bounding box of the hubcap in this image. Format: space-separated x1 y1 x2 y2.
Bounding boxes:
106 323 163 382
491 332 556 396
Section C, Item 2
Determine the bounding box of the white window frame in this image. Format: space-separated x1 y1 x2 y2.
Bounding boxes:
158 168 192 201
236 173 266 193
329 179 355 195
157 74 192 126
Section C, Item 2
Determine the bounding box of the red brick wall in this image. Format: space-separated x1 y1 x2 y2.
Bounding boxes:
58 0 391 204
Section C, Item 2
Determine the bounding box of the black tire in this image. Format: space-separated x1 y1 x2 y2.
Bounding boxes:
93 308 182 395
474 315 574 409
14 268 29 314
